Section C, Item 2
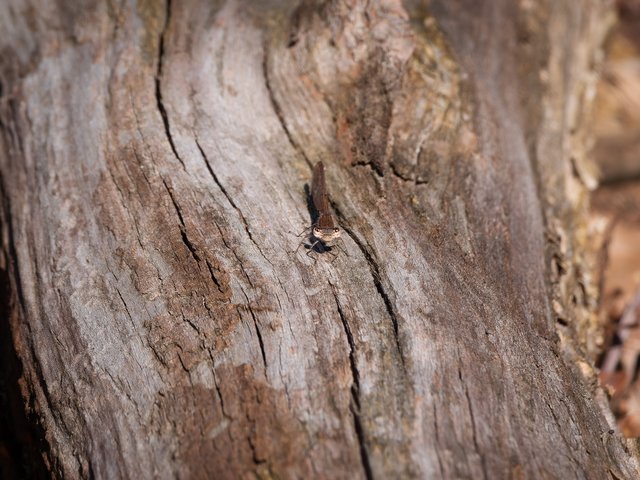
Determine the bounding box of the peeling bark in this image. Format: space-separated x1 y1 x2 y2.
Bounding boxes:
0 0 639 478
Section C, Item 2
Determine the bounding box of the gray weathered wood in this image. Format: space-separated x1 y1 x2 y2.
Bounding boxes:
1 0 638 478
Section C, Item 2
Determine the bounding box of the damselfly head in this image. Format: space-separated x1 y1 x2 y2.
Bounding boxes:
312 226 341 245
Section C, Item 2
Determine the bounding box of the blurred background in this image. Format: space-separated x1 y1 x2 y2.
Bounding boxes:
593 0 640 438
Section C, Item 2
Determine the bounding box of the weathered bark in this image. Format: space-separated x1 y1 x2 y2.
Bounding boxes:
0 0 637 478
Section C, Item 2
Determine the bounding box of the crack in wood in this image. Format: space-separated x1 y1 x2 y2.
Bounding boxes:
207 350 231 422
432 402 445 479
179 229 200 261
115 288 136 331
388 162 415 183
335 211 408 376
159 177 204 268
240 287 268 377
331 286 374 480
458 366 487 480
159 176 230 300
544 398 586 475
204 259 225 295
194 139 273 267
353 159 385 178
180 312 200 335
155 0 185 170
262 37 312 169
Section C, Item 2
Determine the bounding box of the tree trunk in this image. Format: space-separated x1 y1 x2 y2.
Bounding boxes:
0 0 637 478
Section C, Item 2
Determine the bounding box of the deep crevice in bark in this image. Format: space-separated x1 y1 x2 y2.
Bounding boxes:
432 403 445 479
204 259 225 294
160 177 204 267
458 366 487 479
353 159 386 178
179 229 201 262
389 160 417 184
155 0 185 170
262 39 312 169
331 286 374 480
194 139 273 266
239 288 268 375
336 212 408 376
115 288 137 331
161 177 185 225
208 351 231 421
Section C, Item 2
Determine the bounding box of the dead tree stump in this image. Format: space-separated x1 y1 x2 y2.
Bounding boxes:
0 0 637 478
